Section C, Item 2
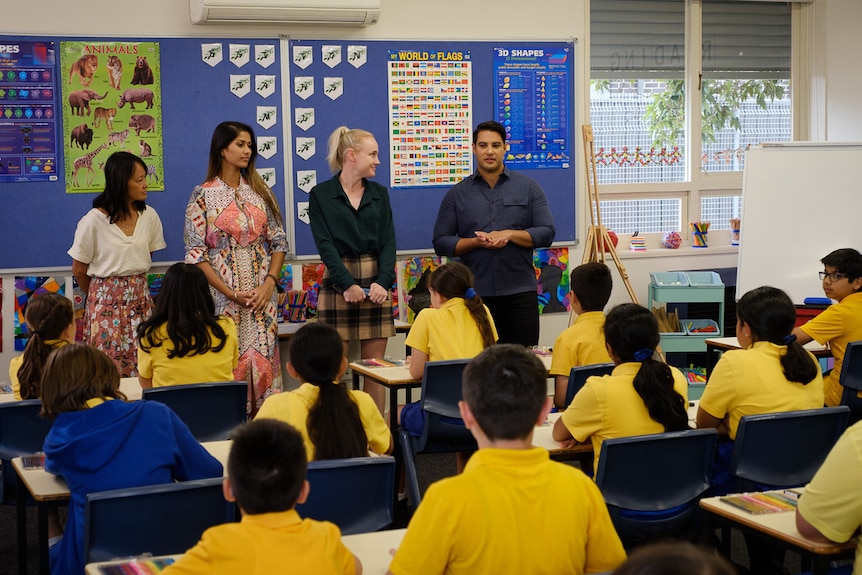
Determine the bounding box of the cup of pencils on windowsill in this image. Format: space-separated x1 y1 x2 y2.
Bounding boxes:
690 221 710 248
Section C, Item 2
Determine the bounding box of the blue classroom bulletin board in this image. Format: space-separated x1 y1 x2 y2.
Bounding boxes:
0 35 283 271
287 39 576 257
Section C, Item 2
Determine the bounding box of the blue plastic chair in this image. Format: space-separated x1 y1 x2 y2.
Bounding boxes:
730 406 850 492
142 381 247 441
0 399 53 575
84 477 236 564
297 455 396 535
398 359 476 506
839 340 862 424
595 428 718 545
564 362 615 407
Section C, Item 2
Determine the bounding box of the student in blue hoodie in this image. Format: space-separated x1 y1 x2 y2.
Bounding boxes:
40 343 223 575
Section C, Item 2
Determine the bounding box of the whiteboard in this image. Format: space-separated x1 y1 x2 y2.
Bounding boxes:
737 143 862 304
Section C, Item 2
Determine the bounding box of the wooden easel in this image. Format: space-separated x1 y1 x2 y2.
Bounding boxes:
580 124 639 304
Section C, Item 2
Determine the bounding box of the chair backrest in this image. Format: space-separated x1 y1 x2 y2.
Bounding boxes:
84 477 236 564
0 400 52 461
0 399 53 502
840 341 862 424
565 363 615 407
596 428 718 512
730 406 850 490
142 381 247 442
415 359 476 453
296 456 395 535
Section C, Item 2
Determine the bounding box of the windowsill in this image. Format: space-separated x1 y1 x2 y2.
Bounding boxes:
615 245 739 260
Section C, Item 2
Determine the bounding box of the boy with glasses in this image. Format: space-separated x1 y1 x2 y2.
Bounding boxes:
792 248 862 406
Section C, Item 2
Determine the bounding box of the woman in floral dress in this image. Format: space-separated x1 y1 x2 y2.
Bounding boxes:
185 121 288 413
70 151 166 377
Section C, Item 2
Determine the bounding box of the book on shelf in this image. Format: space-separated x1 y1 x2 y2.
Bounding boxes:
720 490 800 515
354 358 406 368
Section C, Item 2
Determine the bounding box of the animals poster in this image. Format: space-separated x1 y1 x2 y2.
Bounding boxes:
60 40 164 193
401 256 446 323
534 247 570 314
14 276 65 351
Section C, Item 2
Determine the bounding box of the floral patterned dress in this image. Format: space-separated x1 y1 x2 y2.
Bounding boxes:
184 177 288 412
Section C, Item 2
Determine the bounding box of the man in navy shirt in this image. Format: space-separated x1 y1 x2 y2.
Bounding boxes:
432 121 555 346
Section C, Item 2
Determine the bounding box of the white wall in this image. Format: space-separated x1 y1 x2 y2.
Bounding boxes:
2 0 856 379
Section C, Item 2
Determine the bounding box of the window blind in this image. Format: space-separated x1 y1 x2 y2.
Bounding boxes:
591 0 791 79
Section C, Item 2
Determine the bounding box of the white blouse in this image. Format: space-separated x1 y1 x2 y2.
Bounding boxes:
68 208 166 278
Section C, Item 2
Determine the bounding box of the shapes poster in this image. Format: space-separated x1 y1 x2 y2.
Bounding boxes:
60 41 164 193
14 276 65 351
534 247 570 314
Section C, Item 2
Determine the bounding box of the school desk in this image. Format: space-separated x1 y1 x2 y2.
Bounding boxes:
278 318 411 340
83 528 408 575
700 493 856 575
704 337 831 376
12 440 229 575
350 355 554 429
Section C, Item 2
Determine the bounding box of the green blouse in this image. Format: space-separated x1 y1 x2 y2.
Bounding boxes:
308 175 397 292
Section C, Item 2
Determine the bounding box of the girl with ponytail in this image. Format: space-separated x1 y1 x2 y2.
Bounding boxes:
10 294 75 400
553 303 689 475
697 286 823 440
398 262 498 436
255 322 392 461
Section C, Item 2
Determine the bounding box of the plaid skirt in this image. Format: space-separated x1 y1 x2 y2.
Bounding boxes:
318 254 395 341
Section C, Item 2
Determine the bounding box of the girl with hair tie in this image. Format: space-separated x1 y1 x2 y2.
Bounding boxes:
256 322 392 461
553 303 690 475
9 293 75 400
185 121 288 413
697 285 823 498
398 261 498 436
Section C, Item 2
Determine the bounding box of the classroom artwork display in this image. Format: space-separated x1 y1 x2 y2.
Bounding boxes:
71 278 86 342
301 263 326 319
278 263 293 292
60 41 164 193
14 276 65 351
534 247 570 314
401 256 446 323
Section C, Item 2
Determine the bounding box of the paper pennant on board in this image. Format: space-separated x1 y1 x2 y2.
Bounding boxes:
294 76 314 100
297 201 310 224
347 45 367 68
255 75 276 98
201 43 223 66
229 44 251 67
295 137 315 160
257 136 277 159
293 45 313 69
294 107 315 131
230 75 251 98
257 106 277 129
257 167 276 187
255 44 276 68
296 170 317 193
322 45 342 68
323 77 343 100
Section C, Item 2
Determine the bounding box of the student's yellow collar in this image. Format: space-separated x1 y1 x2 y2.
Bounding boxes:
84 397 115 408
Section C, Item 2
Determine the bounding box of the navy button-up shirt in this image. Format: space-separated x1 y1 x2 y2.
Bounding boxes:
432 167 555 296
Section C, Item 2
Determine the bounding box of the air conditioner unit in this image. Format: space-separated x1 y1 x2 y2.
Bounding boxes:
190 0 381 26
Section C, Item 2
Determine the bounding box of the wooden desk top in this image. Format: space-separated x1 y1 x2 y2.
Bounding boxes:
84 528 407 575
705 337 831 356
12 440 231 501
700 495 856 556
350 355 553 387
